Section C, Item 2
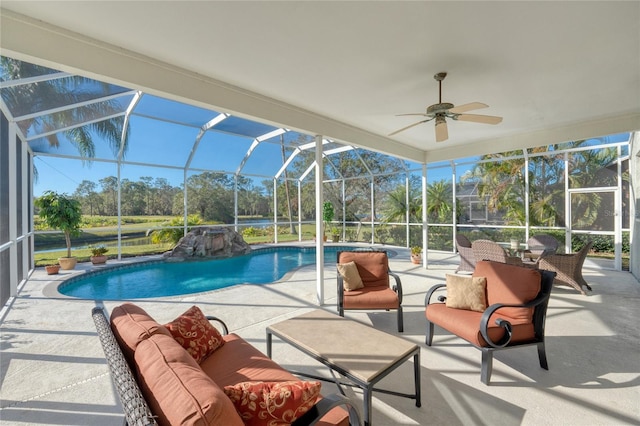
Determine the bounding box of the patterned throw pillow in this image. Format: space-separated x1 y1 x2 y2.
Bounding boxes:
164 305 225 363
445 274 488 312
337 261 364 291
223 380 321 426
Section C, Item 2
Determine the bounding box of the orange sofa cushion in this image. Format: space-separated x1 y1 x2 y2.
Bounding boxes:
110 303 171 364
474 261 541 321
135 333 243 426
200 333 295 386
337 251 389 287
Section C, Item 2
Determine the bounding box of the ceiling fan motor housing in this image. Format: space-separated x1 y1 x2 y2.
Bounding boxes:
427 103 454 115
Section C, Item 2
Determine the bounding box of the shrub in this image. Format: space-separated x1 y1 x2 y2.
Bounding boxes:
150 214 203 245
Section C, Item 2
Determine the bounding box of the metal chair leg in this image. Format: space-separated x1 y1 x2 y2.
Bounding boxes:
425 321 434 346
481 349 493 385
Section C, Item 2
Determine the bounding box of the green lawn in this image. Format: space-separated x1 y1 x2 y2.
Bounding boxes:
34 242 176 266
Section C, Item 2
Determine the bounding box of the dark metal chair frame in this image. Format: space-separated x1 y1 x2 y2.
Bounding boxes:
424 268 556 385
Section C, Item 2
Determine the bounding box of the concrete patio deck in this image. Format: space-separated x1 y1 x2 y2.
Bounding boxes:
1 246 639 425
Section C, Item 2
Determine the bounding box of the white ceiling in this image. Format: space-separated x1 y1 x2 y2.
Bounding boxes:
1 1 639 163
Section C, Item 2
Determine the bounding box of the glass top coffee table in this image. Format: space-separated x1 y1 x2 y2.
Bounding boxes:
266 309 421 426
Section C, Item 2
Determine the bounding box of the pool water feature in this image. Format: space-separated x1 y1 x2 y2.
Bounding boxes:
58 245 396 300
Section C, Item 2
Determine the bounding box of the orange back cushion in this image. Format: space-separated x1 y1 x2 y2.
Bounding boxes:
473 261 541 321
337 251 389 287
135 333 243 426
110 303 171 364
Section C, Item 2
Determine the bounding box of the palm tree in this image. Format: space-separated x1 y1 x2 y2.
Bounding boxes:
1 57 128 159
426 180 454 223
463 141 619 228
381 179 421 223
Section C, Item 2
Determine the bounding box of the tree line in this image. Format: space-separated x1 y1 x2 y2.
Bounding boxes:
69 173 272 220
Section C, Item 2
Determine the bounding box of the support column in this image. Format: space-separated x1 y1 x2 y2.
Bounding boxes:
117 162 122 260
315 135 324 305
298 181 302 242
273 178 278 244
8 121 17 297
422 164 428 268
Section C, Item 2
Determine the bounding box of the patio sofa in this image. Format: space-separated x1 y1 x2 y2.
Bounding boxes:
92 303 360 426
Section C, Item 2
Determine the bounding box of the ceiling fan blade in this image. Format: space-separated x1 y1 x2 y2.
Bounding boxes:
396 113 430 117
454 113 503 125
435 117 448 142
388 117 434 136
449 102 488 114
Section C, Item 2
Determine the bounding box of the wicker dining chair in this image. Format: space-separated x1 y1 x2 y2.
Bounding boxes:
537 241 593 295
471 239 524 267
455 234 476 273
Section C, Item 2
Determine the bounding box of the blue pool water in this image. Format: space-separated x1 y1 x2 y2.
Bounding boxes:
58 245 395 300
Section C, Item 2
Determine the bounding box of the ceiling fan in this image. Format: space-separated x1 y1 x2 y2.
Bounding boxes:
389 72 503 142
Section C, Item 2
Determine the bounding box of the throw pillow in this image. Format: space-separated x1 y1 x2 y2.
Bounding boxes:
164 305 225 363
337 261 364 291
445 274 487 312
224 380 321 426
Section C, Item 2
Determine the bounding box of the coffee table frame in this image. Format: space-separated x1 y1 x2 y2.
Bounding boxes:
266 310 421 426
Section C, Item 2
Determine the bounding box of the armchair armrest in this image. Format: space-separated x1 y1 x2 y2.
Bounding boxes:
292 393 361 426
479 290 552 348
424 283 446 306
389 271 403 304
205 316 229 335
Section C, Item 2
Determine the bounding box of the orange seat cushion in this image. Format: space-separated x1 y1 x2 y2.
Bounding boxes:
337 251 389 287
200 333 297 387
342 286 399 310
426 303 535 347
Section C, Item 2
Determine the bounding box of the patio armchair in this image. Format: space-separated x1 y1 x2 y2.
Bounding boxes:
455 234 476 273
337 250 404 332
471 239 525 267
523 234 559 263
425 260 556 384
537 241 593 295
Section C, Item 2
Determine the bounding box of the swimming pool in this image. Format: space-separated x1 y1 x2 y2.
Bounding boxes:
58 245 396 300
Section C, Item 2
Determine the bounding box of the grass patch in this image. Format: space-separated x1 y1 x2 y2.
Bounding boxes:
34 242 175 266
